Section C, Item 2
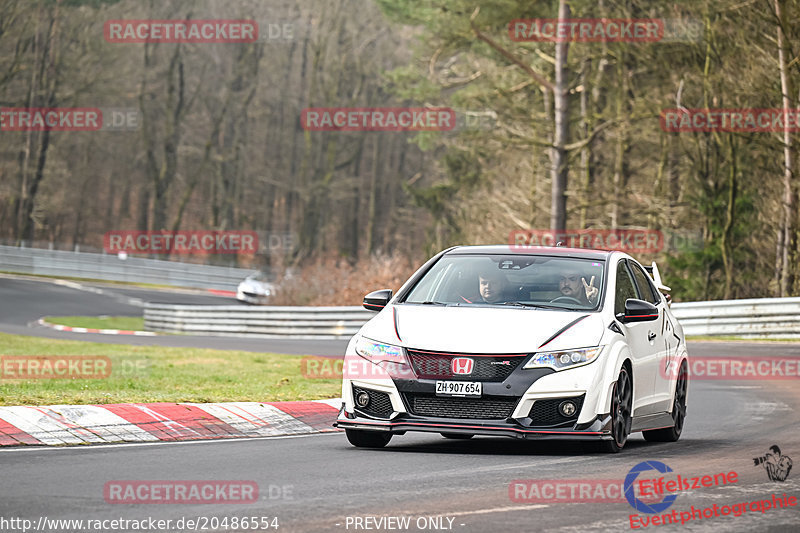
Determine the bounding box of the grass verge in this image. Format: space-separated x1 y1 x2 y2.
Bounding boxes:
0 271 186 290
46 316 145 331
0 333 340 405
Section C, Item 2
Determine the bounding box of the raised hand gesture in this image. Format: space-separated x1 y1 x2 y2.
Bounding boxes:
582 276 598 303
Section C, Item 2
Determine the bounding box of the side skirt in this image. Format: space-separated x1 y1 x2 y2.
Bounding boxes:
631 412 674 433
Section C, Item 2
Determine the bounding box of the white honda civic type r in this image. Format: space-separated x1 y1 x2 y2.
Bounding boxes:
334 245 689 453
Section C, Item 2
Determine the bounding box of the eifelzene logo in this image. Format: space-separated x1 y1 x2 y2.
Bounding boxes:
753 445 793 482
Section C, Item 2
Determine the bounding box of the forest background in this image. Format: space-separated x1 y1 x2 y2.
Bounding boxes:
2 0 799 305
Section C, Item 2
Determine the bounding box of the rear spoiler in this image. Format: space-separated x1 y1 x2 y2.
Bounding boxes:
644 262 671 293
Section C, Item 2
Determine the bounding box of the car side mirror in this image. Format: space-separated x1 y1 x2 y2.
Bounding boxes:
617 298 659 323
363 289 392 312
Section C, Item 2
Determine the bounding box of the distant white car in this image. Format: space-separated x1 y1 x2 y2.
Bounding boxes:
335 245 689 453
236 271 274 305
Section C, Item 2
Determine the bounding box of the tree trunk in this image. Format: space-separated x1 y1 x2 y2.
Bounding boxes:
550 0 570 231
721 137 737 299
775 0 795 296
578 58 590 229
364 136 381 256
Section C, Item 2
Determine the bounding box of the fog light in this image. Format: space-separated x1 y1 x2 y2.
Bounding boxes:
559 400 577 417
356 391 371 408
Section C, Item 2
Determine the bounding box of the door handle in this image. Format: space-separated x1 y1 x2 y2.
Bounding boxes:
647 331 656 341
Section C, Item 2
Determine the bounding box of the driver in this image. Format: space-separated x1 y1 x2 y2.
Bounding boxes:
558 267 599 305
479 269 507 303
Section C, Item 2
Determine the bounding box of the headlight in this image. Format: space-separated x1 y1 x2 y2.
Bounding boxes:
354 337 404 361
523 346 603 371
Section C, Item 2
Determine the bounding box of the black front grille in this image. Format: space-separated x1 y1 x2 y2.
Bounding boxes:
403 393 518 419
528 395 585 428
352 386 393 418
406 349 527 381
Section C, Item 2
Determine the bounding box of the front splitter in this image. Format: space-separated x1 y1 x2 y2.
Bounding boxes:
334 411 614 441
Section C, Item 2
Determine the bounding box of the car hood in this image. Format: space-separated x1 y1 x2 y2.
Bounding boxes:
358 304 605 354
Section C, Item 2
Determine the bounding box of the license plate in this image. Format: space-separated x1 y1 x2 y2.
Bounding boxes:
436 381 482 397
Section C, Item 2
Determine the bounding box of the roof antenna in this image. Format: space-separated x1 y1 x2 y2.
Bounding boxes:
556 241 564 247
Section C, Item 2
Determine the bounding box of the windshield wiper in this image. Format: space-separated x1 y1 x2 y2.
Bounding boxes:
498 302 567 310
419 301 447 305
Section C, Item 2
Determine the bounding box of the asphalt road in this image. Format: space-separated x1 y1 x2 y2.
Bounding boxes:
0 274 799 532
0 377 798 532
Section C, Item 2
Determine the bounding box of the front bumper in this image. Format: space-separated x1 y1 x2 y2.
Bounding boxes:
334 406 614 440
236 290 269 305
337 344 616 440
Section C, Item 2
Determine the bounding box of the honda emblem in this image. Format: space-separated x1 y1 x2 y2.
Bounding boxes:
451 357 474 375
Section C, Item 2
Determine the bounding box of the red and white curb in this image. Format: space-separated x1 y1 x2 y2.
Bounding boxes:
0 399 342 446
37 318 156 336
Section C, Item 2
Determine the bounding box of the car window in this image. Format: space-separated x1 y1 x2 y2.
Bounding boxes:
629 261 659 305
404 260 452 302
403 254 605 311
614 261 638 316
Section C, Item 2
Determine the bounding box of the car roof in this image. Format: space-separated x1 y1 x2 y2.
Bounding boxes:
445 244 613 261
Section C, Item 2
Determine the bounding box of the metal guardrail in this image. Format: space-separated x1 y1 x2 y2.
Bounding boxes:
670 297 800 338
145 304 375 339
144 297 800 340
0 244 253 291
144 298 800 339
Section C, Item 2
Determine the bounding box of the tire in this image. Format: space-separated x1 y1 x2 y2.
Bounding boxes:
345 429 392 448
601 365 633 453
643 360 688 443
441 433 474 439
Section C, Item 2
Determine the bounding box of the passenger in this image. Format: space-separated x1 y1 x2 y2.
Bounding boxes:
478 269 508 304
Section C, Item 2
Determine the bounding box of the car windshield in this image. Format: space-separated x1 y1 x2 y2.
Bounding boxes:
403 254 605 311
250 271 270 282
